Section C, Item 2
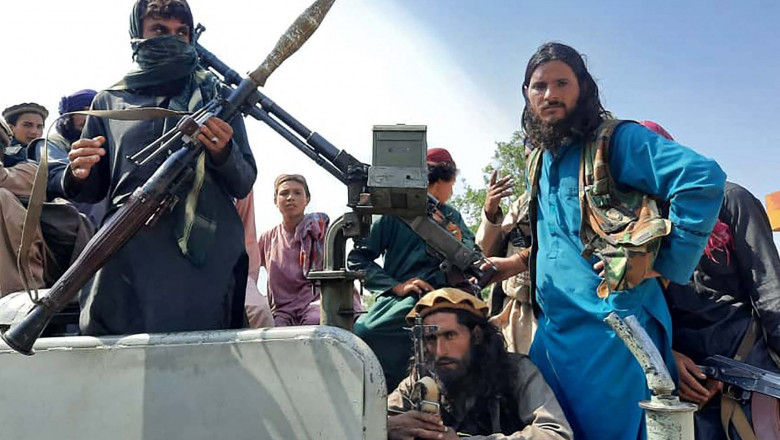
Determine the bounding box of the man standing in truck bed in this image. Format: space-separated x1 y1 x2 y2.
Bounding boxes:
485 42 726 439
53 0 256 335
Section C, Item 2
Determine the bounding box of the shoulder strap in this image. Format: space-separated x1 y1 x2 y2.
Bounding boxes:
526 147 544 196
580 119 626 208
526 147 544 317
719 311 763 440
721 395 758 440
16 107 191 301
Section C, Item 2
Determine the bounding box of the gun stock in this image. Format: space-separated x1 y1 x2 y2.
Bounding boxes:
0 0 339 356
1 146 203 355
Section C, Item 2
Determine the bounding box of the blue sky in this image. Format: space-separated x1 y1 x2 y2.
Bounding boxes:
392 0 780 245
2 0 778 250
400 0 779 189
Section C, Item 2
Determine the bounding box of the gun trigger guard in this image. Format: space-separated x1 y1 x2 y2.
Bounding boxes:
723 384 751 403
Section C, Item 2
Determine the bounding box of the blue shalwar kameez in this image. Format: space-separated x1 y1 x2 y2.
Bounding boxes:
528 122 725 439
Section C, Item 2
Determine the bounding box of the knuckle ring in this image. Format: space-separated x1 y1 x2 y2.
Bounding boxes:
210 136 219 143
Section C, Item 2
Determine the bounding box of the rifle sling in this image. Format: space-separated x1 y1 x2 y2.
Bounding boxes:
527 148 543 317
720 313 760 440
721 396 758 440
17 107 190 302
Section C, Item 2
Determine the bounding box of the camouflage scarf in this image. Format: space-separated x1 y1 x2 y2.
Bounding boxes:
166 70 221 267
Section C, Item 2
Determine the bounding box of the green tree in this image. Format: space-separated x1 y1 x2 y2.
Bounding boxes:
451 130 528 232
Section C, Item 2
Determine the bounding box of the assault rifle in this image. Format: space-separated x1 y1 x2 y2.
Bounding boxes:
0 0 339 355
0 0 493 354
698 355 780 400
408 314 440 415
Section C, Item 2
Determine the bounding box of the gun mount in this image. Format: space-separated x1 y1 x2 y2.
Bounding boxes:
408 314 440 415
0 3 492 355
195 27 495 328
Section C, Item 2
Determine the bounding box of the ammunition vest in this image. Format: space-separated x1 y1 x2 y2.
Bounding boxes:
527 120 672 298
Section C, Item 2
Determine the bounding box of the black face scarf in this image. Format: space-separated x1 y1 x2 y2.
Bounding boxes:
118 0 197 91
117 35 199 91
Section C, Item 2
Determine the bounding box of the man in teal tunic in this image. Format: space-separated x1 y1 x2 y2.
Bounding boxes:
487 43 726 439
348 147 476 392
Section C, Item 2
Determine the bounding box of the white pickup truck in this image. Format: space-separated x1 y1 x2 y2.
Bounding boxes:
0 326 387 439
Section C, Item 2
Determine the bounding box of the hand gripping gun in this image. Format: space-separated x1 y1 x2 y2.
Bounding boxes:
409 314 441 415
193 28 495 326
698 355 780 401
0 0 494 354
0 0 339 355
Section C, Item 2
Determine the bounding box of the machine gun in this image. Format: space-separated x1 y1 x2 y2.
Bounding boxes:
193 27 495 329
0 0 494 354
698 355 780 401
408 314 441 415
0 0 339 355
194 33 494 278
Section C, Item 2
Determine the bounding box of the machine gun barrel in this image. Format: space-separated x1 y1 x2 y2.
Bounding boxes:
0 0 341 356
196 43 343 161
197 40 496 290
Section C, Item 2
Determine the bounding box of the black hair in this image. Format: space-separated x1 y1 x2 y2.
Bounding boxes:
55 117 82 144
428 162 458 184
521 42 610 143
140 0 192 24
427 308 518 401
5 114 20 126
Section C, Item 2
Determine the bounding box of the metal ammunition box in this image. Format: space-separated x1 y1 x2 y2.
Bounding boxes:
368 124 428 216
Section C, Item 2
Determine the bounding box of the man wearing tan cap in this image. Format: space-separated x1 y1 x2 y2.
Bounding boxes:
350 147 476 392
387 288 572 440
1 102 48 167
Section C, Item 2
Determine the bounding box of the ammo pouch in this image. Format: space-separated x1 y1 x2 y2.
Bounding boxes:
528 119 672 299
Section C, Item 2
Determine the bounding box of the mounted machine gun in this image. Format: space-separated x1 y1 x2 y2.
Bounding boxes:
0 0 493 355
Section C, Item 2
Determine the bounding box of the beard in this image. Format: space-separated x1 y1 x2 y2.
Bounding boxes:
57 118 84 144
523 102 580 152
432 347 475 398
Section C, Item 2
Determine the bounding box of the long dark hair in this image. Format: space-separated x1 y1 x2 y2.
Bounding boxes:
521 42 610 143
